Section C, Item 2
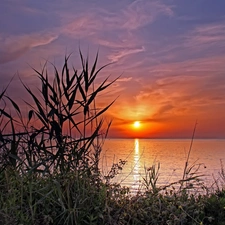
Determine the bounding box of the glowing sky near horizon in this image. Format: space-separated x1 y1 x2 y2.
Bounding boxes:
1 0 225 138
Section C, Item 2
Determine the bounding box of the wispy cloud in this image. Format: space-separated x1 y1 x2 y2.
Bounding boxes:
62 14 99 38
122 0 174 30
117 77 133 82
0 0 174 67
108 46 145 62
0 32 58 64
57 0 174 66
184 23 225 50
154 104 174 116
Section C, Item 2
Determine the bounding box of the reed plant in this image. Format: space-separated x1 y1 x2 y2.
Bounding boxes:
1 51 118 176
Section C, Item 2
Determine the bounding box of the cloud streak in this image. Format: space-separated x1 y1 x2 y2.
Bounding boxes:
122 0 174 30
183 23 225 54
108 46 145 62
0 32 58 64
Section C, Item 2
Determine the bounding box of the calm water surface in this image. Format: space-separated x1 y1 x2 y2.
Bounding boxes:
100 139 225 191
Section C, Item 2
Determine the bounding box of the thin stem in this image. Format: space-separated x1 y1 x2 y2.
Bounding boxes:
180 120 198 189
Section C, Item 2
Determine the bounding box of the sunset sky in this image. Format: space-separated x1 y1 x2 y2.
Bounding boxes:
1 0 225 138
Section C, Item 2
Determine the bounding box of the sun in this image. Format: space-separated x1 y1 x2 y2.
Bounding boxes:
133 121 141 128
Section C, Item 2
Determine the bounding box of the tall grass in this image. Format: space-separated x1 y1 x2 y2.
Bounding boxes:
1 51 118 176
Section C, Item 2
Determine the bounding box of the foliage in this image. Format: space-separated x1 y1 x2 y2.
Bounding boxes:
0 51 117 176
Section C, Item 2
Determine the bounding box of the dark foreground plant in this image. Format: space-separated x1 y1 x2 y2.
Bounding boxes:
0 168 106 225
1 51 118 176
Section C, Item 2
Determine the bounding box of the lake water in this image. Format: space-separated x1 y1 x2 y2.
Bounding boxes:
100 139 225 192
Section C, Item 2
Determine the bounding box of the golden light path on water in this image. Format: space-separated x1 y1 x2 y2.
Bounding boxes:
132 139 140 191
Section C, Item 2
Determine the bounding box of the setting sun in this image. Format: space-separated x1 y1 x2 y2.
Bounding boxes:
133 121 141 128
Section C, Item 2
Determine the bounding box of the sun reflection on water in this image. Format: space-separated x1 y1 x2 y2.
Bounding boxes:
132 138 141 191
